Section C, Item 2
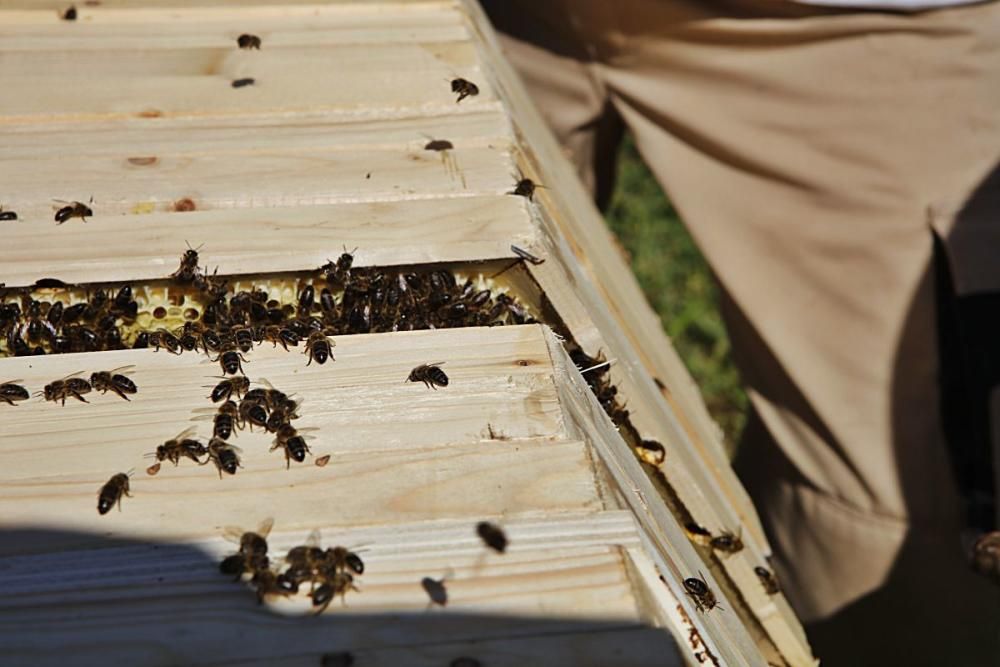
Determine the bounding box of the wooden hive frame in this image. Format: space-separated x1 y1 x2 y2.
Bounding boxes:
0 2 815 665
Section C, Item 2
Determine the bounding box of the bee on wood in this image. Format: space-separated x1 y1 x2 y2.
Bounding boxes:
508 178 543 201
450 77 479 103
476 521 507 553
230 325 254 353
150 329 183 355
237 33 261 49
213 348 249 375
213 400 240 439
54 198 93 224
271 424 312 468
238 398 268 431
61 5 77 20
97 471 132 515
710 529 743 555
683 572 722 613
90 366 137 401
407 362 448 389
754 566 781 596
324 545 365 576
209 375 249 403
0 206 17 221
232 77 255 88
424 138 454 152
0 380 30 405
683 523 714 547
282 530 327 587
304 331 334 365
265 400 299 433
40 372 92 405
146 427 208 475
311 570 359 614
193 266 228 300
204 437 243 477
250 566 298 603
421 575 449 608
220 518 273 580
636 439 666 466
170 242 202 283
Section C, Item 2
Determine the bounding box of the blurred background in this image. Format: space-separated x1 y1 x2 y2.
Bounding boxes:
605 136 747 454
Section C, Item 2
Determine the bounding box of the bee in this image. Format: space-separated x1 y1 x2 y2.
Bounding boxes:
298 284 315 315
510 244 545 265
270 424 312 468
170 242 202 283
238 398 268 431
450 77 479 103
90 366 138 401
0 380 30 405
150 329 183 354
407 362 448 389
54 198 93 224
237 33 261 49
424 138 454 152
311 570 359 614
265 401 299 433
710 529 744 555
220 518 273 580
421 576 449 607
754 566 781 595
683 572 722 613
132 332 150 349
211 400 240 439
209 375 249 403
61 5 77 20
508 178 543 200
261 325 299 350
324 545 365 576
213 348 249 375
40 372 92 405
146 427 208 474
476 521 507 553
97 471 133 515
231 325 254 353
204 437 243 477
232 77 255 88
683 523 714 547
0 206 17 221
282 531 327 587
636 439 666 466
304 331 334 365
321 248 355 287
250 566 298 603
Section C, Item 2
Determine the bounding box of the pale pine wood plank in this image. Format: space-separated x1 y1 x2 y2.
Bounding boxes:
0 195 534 287
0 111 511 160
0 40 494 122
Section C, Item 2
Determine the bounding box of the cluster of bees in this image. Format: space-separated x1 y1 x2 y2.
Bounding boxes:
0 368 137 407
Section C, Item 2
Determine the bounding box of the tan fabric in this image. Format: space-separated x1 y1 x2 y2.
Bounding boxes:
483 0 1000 664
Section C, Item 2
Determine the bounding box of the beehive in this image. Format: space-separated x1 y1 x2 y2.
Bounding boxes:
0 2 816 665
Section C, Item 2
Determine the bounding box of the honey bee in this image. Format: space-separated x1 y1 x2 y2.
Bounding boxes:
710 529 743 555
238 398 268 431
54 198 93 224
450 77 479 103
213 348 248 375
321 248 355 288
424 138 454 151
231 325 254 353
90 365 138 401
311 570 359 614
476 521 507 553
683 523 714 547
220 518 273 580
61 5 77 20
209 375 249 403
232 77 255 88
146 427 207 474
260 325 299 350
683 572 722 612
407 362 448 389
150 328 183 354
421 575 449 607
509 178 543 201
271 424 312 468
237 33 261 49
304 331 334 365
97 471 133 515
212 400 240 439
170 242 202 283
510 244 545 265
204 438 243 477
0 380 29 405
298 284 315 315
754 566 781 596
0 206 17 221
636 439 666 466
250 566 298 603
40 372 92 405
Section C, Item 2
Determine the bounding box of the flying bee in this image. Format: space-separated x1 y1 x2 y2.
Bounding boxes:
39 372 91 405
710 529 744 555
304 331 334 365
204 438 243 477
213 348 249 375
54 197 93 224
407 362 448 389
97 471 133 515
754 566 781 596
0 206 17 221
0 380 29 405
209 375 250 403
170 241 202 283
683 572 722 613
476 521 508 553
508 177 543 201
90 366 138 401
231 77 255 88
270 424 313 468
237 33 261 49
450 77 479 103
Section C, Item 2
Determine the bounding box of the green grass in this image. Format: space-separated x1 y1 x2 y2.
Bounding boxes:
604 136 747 449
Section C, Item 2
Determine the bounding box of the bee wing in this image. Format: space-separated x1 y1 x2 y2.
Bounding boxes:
108 365 136 375
227 444 244 453
256 517 274 539
223 526 245 544
58 370 86 381
52 199 71 205
190 408 218 420
172 425 199 440
256 377 276 389
304 529 322 549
